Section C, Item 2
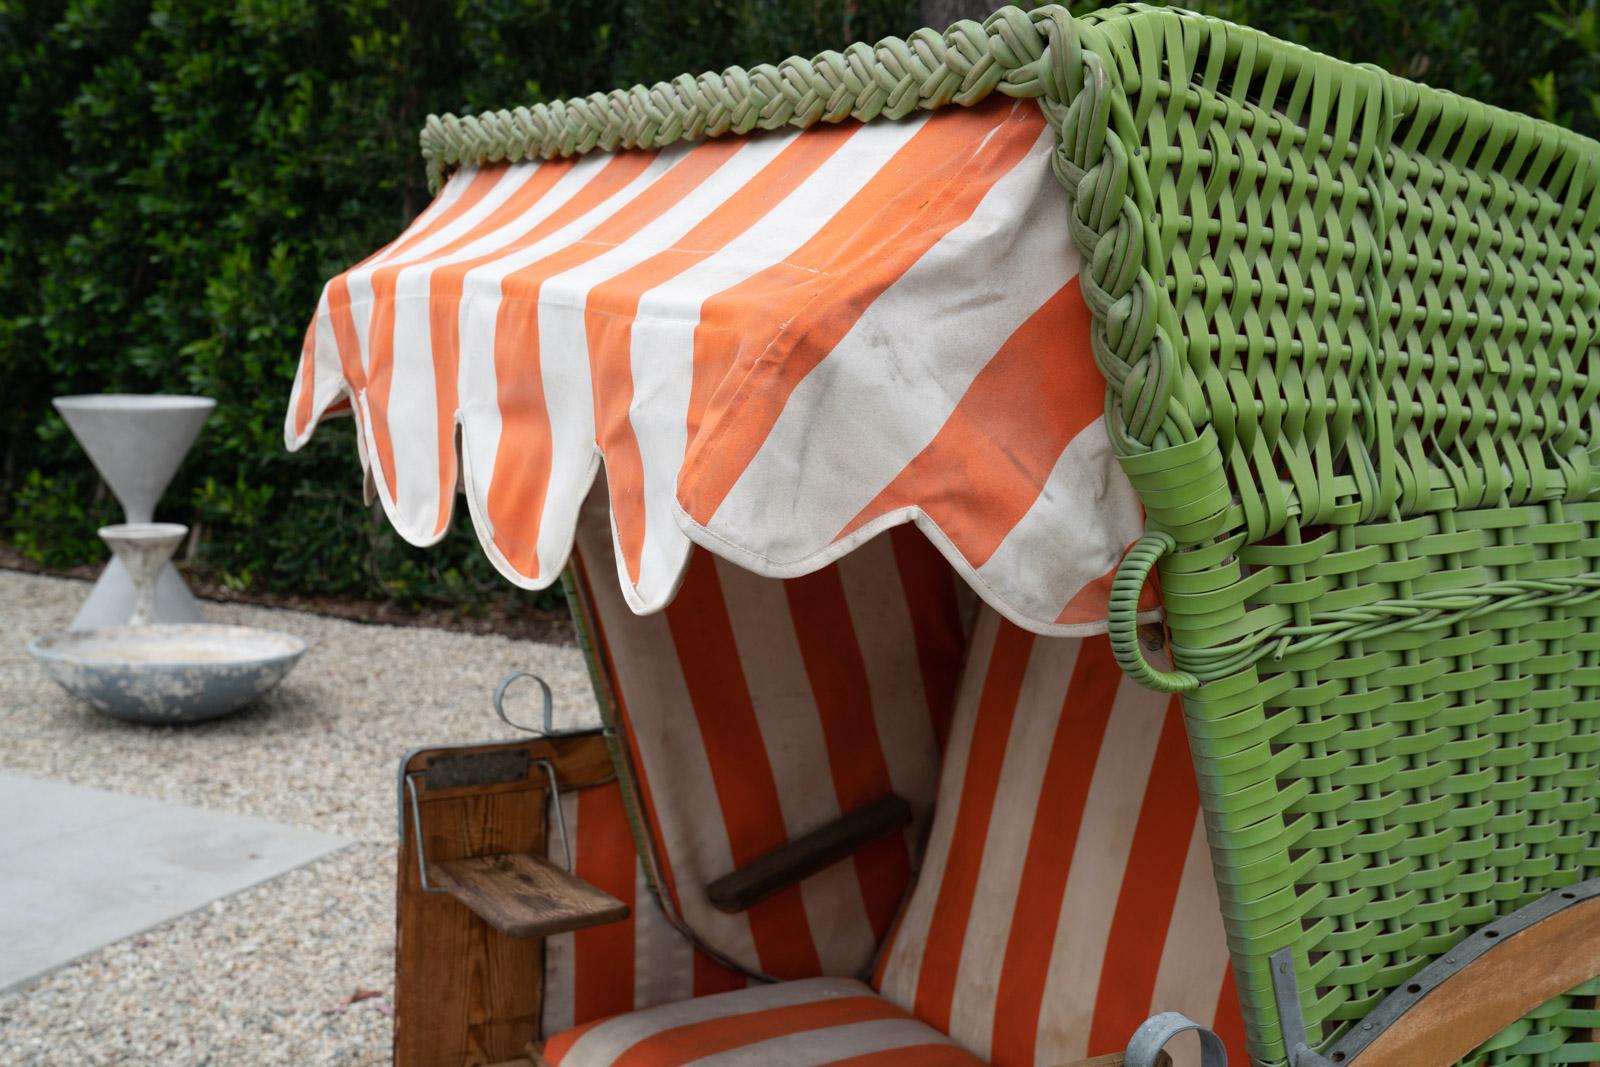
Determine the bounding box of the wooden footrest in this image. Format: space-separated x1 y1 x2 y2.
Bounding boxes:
428 852 629 939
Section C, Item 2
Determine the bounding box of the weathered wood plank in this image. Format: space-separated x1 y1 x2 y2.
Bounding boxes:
429 852 629 939
1349 894 1600 1066
705 794 912 914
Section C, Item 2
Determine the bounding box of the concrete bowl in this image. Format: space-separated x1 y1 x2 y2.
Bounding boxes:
28 624 306 724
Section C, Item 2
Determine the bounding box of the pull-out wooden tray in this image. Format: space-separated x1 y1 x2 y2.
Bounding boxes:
427 852 628 939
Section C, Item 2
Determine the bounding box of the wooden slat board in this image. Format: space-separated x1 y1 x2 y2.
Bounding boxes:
705 793 912 913
430 852 629 939
395 733 616 1067
1349 894 1600 1066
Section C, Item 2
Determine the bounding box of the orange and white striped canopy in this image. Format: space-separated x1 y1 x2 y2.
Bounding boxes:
286 97 1146 635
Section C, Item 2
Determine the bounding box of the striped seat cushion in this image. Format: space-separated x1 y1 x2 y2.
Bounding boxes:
872 607 1247 1066
543 978 983 1067
568 483 969 981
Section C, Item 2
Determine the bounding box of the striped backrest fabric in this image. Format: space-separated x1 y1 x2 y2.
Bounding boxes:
873 606 1247 1066
569 483 970 982
285 95 1148 637
544 780 751 1035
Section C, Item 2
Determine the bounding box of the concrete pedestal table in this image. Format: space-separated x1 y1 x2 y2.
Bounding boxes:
53 395 215 629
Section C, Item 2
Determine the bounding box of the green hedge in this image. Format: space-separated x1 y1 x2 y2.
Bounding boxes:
4 0 1597 607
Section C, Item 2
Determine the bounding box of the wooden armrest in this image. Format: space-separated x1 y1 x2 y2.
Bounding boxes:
429 852 629 939
1322 879 1600 1066
706 794 913 913
1053 1054 1167 1067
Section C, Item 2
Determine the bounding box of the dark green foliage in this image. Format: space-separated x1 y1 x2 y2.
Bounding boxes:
3 0 1596 606
0 0 920 604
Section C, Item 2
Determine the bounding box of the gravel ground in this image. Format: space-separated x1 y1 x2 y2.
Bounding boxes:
0 569 597 1066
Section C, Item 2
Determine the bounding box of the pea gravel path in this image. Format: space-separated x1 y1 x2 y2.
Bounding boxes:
0 569 597 1066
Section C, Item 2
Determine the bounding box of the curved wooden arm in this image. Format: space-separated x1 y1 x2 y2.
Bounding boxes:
1333 881 1600 1066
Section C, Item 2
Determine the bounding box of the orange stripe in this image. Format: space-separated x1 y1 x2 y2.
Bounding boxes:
989 635 1121 1067
1086 698 1201 1055
837 280 1100 564
293 318 318 436
361 166 509 503
325 275 366 391
544 1013 606 1064
1053 556 1122 627
913 620 1035 1032
570 546 684 913
784 566 911 943
487 139 745 577
692 950 747 997
830 1045 986 1066
571 546 756 1005
1214 963 1249 1065
573 783 640 1025
611 995 900 1067
1057 539 1161 628
887 526 965 753
421 159 582 533
680 99 1043 525
571 552 767 1011
664 551 823 978
583 124 860 581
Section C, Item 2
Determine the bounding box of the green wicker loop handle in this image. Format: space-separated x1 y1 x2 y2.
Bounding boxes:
1108 531 1198 694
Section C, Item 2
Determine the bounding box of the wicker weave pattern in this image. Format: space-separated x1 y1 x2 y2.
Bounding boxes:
1051 6 1600 1065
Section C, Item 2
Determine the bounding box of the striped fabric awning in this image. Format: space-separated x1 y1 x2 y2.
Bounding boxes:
286 97 1146 635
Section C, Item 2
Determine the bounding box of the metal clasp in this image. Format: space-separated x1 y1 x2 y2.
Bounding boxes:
406 756 573 894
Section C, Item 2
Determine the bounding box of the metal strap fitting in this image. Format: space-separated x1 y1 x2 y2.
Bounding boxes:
1126 1011 1228 1067
1270 948 1337 1067
405 756 572 894
496 670 593 737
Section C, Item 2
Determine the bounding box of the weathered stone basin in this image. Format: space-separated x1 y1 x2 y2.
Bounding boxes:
28 624 306 724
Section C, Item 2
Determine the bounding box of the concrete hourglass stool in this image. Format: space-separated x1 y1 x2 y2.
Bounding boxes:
52 394 215 628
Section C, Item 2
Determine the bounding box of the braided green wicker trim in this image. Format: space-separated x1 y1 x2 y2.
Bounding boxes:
420 4 1069 193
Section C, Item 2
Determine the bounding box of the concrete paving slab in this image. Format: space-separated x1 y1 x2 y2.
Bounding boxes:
0 771 346 990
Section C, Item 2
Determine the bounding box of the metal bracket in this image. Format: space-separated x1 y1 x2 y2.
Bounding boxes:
494 670 591 737
405 756 573 894
1125 1011 1228 1067
1269 949 1336 1067
424 748 531 790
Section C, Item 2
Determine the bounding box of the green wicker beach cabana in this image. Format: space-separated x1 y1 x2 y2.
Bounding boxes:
287 4 1600 1066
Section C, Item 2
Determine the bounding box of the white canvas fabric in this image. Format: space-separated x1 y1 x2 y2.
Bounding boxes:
565 481 968 981
285 98 1149 637
872 606 1243 1066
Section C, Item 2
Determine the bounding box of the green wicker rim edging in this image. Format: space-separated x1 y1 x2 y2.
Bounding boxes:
427 5 1600 1066
420 4 1069 193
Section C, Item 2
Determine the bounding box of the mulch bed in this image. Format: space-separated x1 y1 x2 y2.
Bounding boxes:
0 543 576 645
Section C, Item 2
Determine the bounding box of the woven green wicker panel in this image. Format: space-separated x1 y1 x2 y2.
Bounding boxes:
1056 5 1600 1065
